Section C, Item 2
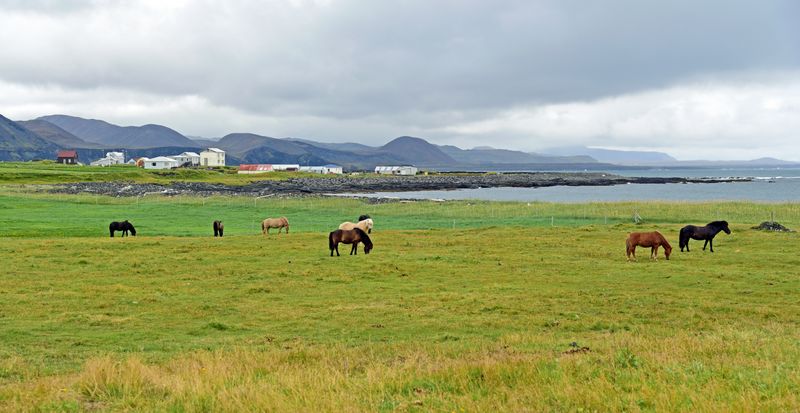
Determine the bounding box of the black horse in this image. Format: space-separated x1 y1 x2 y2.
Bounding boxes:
679 220 730 252
358 214 370 222
109 220 136 237
213 220 224 237
329 228 373 256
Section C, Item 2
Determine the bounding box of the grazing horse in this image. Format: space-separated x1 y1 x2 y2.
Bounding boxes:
626 231 671 261
109 220 136 237
679 220 731 252
213 220 224 237
329 228 373 256
339 218 373 234
262 217 289 234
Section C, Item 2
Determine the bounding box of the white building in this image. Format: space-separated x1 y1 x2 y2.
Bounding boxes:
200 148 225 167
90 151 125 167
299 164 344 174
272 164 300 171
375 165 418 175
172 152 200 166
144 156 180 169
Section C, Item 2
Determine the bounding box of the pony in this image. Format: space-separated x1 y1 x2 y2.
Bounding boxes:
213 220 224 237
339 218 373 234
625 231 671 261
679 220 731 252
109 220 136 237
329 228 373 256
262 217 289 234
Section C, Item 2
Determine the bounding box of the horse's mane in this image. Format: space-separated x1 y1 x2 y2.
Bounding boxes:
657 232 672 248
353 227 372 245
707 220 729 228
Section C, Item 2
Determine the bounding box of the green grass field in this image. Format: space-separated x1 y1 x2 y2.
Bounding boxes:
1 188 800 411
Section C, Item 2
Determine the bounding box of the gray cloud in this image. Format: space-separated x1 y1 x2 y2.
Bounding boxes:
0 0 798 158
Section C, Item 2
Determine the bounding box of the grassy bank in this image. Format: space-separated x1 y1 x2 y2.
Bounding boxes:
1 191 799 411
0 162 325 185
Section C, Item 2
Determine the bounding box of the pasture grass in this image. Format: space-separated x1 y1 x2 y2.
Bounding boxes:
1 191 800 411
0 162 323 185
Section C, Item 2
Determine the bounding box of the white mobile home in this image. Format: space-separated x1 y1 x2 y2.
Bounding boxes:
172 152 200 166
374 165 418 175
144 156 180 170
200 148 225 167
299 165 344 174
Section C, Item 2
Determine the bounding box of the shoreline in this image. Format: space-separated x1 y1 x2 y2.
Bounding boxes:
43 172 750 198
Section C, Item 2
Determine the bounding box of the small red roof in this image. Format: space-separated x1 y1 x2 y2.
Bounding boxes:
57 150 78 158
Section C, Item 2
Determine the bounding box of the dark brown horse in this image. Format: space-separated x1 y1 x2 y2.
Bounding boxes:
679 220 730 252
329 228 373 256
626 231 671 261
109 220 136 237
213 220 224 237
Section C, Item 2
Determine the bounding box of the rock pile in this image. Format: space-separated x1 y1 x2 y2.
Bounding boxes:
751 221 794 232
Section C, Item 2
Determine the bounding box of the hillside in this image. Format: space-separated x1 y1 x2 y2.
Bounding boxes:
440 145 596 164
16 119 103 149
0 115 60 160
378 136 456 165
543 146 677 164
38 115 199 149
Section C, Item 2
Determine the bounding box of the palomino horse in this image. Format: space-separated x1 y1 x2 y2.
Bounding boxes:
679 220 730 252
339 218 373 234
626 231 671 261
262 217 289 234
213 220 224 237
109 220 136 237
329 228 373 256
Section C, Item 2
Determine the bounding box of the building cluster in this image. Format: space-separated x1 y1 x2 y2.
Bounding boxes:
237 164 344 175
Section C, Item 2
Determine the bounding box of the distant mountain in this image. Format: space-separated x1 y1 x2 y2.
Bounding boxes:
0 114 61 160
379 136 456 165
286 138 375 153
439 145 596 164
542 146 676 164
16 119 103 149
38 115 199 149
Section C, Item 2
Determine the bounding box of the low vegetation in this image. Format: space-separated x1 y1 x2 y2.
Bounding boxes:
0 161 323 185
1 190 799 411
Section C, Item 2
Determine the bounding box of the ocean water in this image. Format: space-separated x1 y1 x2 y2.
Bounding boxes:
340 167 800 202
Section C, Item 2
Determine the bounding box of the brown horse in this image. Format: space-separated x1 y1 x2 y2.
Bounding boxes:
329 228 373 256
213 220 224 237
262 217 289 235
626 231 672 261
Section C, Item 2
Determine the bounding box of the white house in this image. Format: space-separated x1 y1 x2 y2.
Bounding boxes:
200 148 225 167
144 156 180 169
90 151 125 167
299 164 343 174
375 165 418 175
172 152 200 166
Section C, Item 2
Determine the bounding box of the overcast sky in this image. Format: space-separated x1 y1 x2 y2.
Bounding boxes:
1 0 798 160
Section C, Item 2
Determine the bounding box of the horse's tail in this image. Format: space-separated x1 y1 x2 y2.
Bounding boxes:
678 227 687 248
328 231 335 251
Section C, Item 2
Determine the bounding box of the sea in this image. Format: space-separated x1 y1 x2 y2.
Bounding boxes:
340 167 800 202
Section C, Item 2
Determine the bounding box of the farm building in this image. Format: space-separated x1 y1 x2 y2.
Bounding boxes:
272 164 300 171
299 165 343 174
200 148 225 167
375 165 418 175
56 150 78 164
172 152 200 166
144 156 180 169
90 151 125 167
238 164 274 174
127 157 150 167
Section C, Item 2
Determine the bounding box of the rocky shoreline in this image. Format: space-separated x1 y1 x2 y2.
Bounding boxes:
45 172 749 198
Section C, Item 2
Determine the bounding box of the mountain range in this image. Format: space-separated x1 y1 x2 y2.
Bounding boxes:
1 113 798 170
